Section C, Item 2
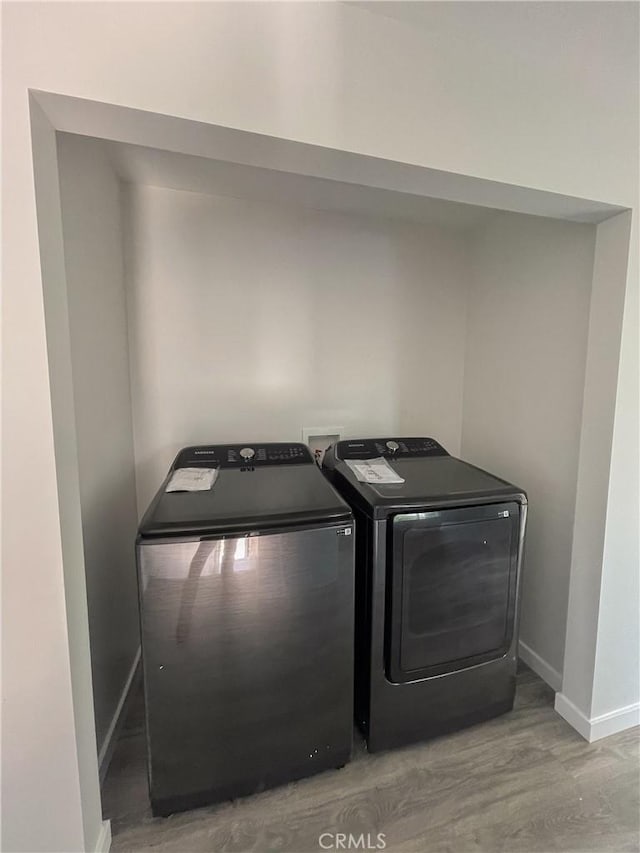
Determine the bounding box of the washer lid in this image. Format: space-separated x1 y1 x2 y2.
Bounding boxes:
139 443 352 538
327 438 526 517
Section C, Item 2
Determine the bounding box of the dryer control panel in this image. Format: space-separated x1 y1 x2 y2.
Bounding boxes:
335 437 448 461
174 443 313 469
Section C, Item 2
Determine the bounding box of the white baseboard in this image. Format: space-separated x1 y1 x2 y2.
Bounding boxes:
98 647 141 782
554 692 592 740
518 640 563 692
590 702 640 741
555 692 640 742
94 819 111 853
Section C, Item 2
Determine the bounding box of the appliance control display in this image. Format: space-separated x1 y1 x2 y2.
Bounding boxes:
174 443 313 469
336 437 448 461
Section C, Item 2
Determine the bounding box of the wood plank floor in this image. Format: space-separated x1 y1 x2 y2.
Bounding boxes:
102 665 639 852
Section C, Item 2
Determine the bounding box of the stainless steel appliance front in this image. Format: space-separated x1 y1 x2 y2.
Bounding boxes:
137 522 354 815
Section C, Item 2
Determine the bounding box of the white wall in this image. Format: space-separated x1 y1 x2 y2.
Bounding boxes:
2 95 102 853
558 211 638 733
2 3 637 850
592 215 639 720
123 183 469 512
56 135 140 761
462 213 596 682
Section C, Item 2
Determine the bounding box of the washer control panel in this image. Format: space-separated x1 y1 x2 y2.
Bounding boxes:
174 443 313 469
335 437 448 461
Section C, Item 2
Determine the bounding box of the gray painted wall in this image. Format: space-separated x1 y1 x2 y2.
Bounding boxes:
462 213 597 680
57 134 140 761
121 182 470 515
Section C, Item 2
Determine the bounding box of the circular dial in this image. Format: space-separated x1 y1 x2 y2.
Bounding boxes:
386 440 400 452
239 447 255 460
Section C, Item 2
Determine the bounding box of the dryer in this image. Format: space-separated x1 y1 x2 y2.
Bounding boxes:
322 437 527 753
137 442 354 815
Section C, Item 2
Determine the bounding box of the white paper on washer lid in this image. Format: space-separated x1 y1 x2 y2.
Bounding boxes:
165 467 219 492
345 457 405 484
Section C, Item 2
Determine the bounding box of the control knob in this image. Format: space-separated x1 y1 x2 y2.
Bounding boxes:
239 447 255 461
386 440 400 452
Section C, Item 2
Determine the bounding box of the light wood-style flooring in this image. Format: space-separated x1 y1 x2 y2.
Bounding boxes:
102 665 639 852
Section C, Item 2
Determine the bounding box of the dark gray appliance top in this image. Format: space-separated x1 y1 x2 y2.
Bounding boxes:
139 443 352 538
322 437 527 519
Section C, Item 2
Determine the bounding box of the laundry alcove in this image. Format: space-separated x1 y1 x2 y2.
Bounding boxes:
30 92 631 810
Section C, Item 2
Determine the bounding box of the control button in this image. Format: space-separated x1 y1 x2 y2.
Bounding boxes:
239 447 255 460
386 440 400 452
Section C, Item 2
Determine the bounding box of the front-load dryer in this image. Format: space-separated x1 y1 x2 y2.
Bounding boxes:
322 437 527 753
136 442 354 815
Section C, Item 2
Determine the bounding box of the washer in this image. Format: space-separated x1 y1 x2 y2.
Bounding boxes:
137 442 354 816
322 437 527 753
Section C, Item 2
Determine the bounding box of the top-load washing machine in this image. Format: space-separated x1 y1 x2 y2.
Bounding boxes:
136 442 354 815
323 437 527 753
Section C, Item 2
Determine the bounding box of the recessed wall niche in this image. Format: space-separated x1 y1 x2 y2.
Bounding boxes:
51 123 623 780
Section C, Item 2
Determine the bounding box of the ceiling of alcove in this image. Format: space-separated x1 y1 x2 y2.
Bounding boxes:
62 133 498 231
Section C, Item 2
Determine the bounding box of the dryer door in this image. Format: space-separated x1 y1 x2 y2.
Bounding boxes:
387 502 520 683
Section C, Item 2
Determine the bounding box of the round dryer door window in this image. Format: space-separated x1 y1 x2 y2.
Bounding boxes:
387 502 520 683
